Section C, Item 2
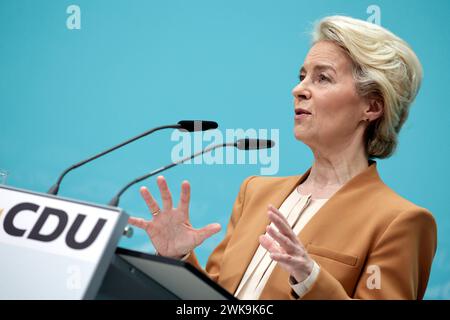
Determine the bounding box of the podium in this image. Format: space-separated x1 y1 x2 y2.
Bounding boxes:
97 247 235 300
0 185 234 300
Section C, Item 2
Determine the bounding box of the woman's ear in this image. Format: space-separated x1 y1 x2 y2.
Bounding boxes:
364 96 384 122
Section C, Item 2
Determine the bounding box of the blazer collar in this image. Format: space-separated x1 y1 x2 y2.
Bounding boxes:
221 160 381 296
258 160 382 298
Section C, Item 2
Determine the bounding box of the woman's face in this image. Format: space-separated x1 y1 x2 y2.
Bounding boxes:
292 41 369 153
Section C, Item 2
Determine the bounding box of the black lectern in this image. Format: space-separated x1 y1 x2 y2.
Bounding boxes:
96 247 236 300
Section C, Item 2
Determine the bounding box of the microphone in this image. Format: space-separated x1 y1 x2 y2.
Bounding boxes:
108 138 275 207
177 120 218 132
47 120 218 195
236 138 275 150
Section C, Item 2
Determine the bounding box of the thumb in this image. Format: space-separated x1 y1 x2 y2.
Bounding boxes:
128 217 148 229
196 223 222 244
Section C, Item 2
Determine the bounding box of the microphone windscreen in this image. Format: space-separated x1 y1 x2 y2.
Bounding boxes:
236 138 275 150
178 120 218 132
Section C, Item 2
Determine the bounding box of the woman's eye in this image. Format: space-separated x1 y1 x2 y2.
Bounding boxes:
318 74 330 82
298 74 306 82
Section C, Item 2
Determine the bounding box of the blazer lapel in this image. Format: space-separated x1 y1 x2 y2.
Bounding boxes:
297 160 380 246
219 168 312 295
259 161 381 299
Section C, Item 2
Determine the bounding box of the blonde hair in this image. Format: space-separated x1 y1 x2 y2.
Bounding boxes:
312 16 423 159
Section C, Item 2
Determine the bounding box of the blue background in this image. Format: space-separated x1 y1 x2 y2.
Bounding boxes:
1 0 449 299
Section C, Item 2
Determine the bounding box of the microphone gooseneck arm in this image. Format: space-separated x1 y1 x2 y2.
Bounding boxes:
108 142 235 207
48 120 219 195
47 124 181 195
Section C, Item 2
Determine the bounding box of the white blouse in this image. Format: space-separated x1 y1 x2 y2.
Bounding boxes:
234 187 329 300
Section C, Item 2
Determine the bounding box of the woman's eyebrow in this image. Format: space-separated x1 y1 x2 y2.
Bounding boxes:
300 64 337 75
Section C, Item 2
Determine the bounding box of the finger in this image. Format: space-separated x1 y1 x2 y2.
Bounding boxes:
268 204 291 226
157 176 173 211
269 252 296 264
140 186 160 218
259 234 284 254
267 206 299 245
196 223 222 245
266 225 300 255
269 252 309 271
267 211 296 243
128 217 149 229
178 180 191 213
268 207 307 250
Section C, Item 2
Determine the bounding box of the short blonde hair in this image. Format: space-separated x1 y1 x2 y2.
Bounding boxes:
312 16 423 159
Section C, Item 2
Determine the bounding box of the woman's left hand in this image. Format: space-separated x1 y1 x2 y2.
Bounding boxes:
259 204 314 283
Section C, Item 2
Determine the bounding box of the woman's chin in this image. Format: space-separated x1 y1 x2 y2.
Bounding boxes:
294 127 307 141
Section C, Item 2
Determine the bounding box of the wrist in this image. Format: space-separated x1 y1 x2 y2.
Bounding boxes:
292 259 314 283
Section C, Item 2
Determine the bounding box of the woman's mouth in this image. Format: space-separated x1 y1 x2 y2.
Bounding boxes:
294 108 312 120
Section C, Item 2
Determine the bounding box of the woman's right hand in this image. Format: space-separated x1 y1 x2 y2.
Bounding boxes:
128 175 222 259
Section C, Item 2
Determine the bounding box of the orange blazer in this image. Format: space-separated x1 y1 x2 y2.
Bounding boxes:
186 161 437 299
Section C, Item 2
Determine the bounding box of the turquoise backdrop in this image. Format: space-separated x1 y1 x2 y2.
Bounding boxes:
1 0 449 299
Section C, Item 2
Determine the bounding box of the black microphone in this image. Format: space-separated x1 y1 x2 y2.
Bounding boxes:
108 138 276 207
236 138 275 150
47 120 218 195
177 120 218 132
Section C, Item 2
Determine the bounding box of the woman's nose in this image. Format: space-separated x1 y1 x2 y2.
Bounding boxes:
292 82 311 100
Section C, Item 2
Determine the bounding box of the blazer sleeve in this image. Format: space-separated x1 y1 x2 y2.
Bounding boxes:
299 209 437 300
184 175 255 282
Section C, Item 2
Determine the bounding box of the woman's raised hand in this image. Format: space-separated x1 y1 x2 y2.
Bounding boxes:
128 176 221 259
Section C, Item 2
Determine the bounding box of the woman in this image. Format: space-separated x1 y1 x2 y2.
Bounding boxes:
129 16 437 299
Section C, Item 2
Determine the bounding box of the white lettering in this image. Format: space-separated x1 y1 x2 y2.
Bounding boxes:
66 5 81 30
